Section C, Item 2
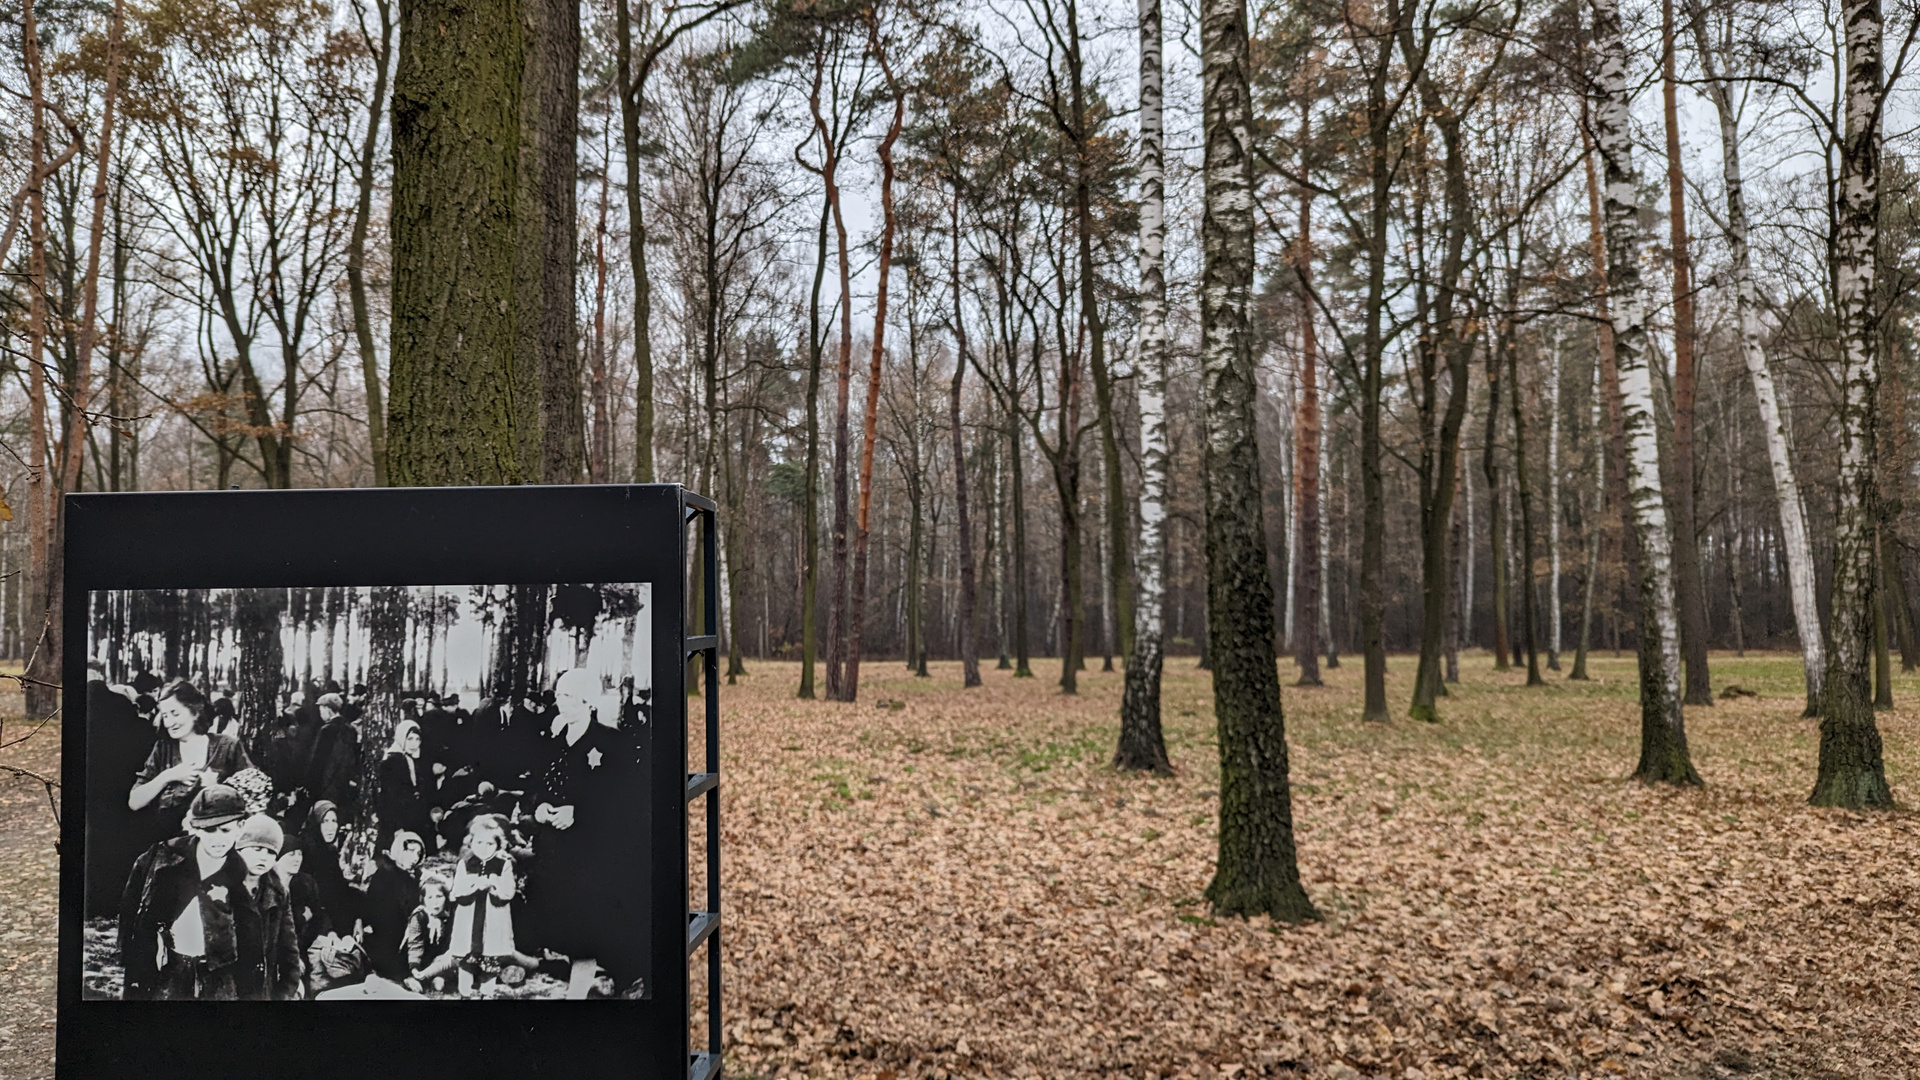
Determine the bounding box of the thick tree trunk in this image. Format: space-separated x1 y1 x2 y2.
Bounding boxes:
389 0 527 484
1662 0 1711 705
1687 0 1825 712
1199 0 1313 923
518 0 582 484
1117 0 1172 773
1809 0 1892 808
1592 0 1700 786
949 189 981 688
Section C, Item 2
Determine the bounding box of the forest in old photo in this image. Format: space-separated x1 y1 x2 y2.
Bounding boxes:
81 584 654 1001
4 0 1920 1071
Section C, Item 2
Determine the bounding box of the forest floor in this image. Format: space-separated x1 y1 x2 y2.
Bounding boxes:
7 653 1920 1079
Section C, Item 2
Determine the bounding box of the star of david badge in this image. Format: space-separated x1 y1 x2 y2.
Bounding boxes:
587 747 604 770
207 885 228 904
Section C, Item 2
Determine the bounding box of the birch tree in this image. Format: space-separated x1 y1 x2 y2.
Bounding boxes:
1589 0 1700 786
1810 0 1893 808
1199 0 1313 921
1685 0 1825 714
1116 0 1171 774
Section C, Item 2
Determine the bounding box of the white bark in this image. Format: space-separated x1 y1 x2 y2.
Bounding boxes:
1591 0 1693 780
1130 0 1168 665
1118 0 1172 771
1688 2 1825 706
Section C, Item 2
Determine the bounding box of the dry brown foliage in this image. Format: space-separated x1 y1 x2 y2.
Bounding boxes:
702 653 1918 1079
7 653 1919 1079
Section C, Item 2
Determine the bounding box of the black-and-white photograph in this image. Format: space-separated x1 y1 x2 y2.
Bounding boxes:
81 583 653 1002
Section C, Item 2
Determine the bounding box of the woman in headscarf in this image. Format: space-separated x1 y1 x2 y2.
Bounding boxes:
127 680 254 842
298 800 356 935
375 718 436 853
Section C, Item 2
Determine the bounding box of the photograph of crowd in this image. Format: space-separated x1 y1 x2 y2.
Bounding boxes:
81 582 654 1002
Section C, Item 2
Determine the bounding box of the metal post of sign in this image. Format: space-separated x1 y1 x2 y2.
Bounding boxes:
683 492 721 1080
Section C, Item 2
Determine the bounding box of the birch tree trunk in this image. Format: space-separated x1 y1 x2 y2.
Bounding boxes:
1687 0 1825 713
1591 0 1700 786
1199 0 1313 921
1810 0 1893 808
1116 0 1172 773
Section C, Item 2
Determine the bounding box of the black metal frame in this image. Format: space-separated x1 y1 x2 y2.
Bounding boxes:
683 491 722 1080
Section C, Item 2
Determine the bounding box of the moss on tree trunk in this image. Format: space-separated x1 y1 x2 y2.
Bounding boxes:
389 0 529 485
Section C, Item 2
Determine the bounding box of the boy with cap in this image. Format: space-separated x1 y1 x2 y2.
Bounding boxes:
117 784 252 999
232 814 302 1000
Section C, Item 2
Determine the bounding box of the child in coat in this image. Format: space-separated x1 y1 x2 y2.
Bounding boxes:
404 876 456 993
449 814 517 996
232 814 302 1000
118 785 252 1000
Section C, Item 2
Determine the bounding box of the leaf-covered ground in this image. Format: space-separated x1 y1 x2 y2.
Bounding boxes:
0 678 57 1080
702 653 1919 1079
9 653 1920 1078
